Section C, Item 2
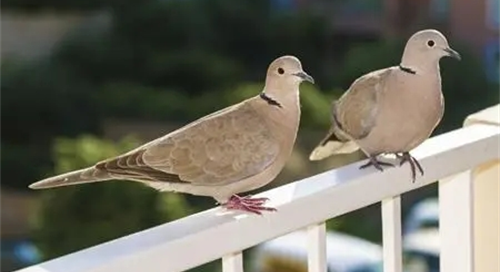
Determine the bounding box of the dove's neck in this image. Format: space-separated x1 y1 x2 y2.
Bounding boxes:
400 56 441 75
260 85 301 128
261 86 300 111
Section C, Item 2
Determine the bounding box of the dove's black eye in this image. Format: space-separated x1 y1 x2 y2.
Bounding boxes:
277 68 285 75
427 40 435 47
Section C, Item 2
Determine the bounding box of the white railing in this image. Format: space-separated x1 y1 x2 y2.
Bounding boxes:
17 106 500 272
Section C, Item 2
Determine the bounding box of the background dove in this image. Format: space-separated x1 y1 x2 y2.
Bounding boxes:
29 55 314 214
309 29 460 182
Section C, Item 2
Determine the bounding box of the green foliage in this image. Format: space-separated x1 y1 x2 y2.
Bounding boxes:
299 84 339 129
1 60 101 189
0 0 144 12
33 135 192 259
51 0 333 94
334 39 403 87
1 60 99 139
94 81 234 122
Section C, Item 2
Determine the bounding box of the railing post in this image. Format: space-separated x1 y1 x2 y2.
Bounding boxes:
440 104 500 272
439 170 474 272
307 222 327 272
222 252 244 272
464 105 500 272
381 196 403 272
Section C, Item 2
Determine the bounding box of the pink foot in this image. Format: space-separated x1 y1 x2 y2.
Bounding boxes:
222 195 277 215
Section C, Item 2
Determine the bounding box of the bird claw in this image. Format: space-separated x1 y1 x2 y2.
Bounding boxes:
359 156 394 172
222 195 277 215
240 195 270 202
397 152 424 182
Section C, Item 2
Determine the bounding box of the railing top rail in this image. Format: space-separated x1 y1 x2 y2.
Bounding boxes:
18 124 500 272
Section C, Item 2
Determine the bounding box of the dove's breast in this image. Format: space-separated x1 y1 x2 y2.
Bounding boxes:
358 71 444 155
228 96 301 190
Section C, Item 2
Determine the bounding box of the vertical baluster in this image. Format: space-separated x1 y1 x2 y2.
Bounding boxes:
307 222 327 272
222 252 244 272
440 171 474 272
382 196 403 272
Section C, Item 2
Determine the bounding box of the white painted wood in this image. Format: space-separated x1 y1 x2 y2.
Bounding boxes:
381 196 403 272
15 124 499 272
439 171 475 272
464 104 500 127
222 252 243 272
307 223 327 272
464 104 500 272
471 161 500 272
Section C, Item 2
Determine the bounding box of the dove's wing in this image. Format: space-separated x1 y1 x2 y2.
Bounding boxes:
335 68 391 140
96 99 281 187
308 68 392 161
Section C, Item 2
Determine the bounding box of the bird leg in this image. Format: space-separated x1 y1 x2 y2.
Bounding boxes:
396 152 424 182
359 155 394 172
221 195 277 215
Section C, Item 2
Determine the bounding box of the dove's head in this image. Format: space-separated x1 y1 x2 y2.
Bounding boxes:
265 56 314 92
401 29 461 68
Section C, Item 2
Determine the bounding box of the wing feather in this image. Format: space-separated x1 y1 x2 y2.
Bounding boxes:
95 101 281 186
336 68 392 140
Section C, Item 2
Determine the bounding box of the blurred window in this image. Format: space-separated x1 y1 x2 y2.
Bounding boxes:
271 0 294 11
0 239 41 271
429 0 449 21
485 40 500 83
487 0 499 30
339 0 384 15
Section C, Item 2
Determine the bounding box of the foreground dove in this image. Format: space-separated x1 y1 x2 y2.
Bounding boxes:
29 55 314 214
309 29 461 182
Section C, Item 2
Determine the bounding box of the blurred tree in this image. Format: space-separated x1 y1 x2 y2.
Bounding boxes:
0 0 148 11
33 135 193 259
1 60 101 189
52 0 334 95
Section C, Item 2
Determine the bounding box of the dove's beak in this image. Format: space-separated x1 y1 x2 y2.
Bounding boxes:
294 71 315 84
444 47 461 60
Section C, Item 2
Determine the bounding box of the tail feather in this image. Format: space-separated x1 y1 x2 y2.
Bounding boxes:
29 167 113 189
309 130 359 161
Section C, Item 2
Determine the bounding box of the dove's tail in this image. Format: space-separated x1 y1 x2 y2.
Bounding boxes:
309 130 359 161
29 167 113 189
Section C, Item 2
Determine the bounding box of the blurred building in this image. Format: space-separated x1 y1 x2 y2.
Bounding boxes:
0 10 110 61
0 188 42 271
1 189 37 237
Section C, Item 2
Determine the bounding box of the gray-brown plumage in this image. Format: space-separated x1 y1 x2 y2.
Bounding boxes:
29 55 314 214
309 29 461 182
